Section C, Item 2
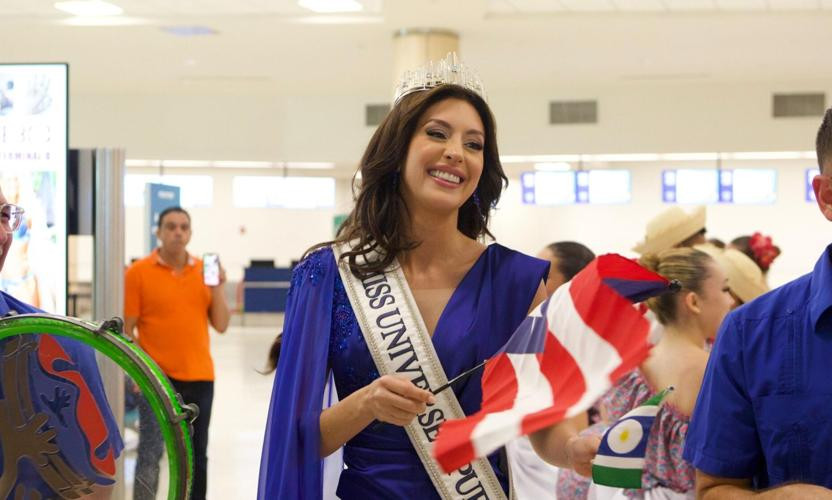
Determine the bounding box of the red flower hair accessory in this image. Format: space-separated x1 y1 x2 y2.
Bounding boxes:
749 232 781 271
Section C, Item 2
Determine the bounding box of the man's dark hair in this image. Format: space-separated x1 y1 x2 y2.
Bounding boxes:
157 206 190 227
546 241 595 282
817 107 832 174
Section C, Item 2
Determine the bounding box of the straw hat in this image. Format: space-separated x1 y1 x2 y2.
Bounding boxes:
695 244 769 304
633 206 706 255
722 248 769 303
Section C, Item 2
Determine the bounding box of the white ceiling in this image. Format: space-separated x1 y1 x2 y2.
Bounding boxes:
5 0 832 16
0 0 385 16
493 0 832 11
2 0 831 96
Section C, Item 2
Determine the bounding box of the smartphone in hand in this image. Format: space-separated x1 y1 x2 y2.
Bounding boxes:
203 253 221 286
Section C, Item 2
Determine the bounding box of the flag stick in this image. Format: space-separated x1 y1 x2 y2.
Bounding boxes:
432 359 487 395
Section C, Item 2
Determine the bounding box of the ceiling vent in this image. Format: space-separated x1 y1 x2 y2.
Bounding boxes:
549 100 598 125
365 103 391 126
773 93 826 118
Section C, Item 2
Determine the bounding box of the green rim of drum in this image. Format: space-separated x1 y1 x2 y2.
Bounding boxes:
0 313 194 500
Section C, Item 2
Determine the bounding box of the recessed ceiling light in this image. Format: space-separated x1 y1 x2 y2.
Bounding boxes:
501 155 581 164
54 0 123 17
160 160 212 168
298 0 363 13
534 162 571 172
212 161 274 169
161 26 218 37
283 162 336 170
125 159 338 170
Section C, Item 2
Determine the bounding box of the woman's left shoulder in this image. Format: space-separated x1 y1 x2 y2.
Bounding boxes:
485 244 550 274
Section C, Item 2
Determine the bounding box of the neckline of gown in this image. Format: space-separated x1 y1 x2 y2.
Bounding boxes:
400 243 495 345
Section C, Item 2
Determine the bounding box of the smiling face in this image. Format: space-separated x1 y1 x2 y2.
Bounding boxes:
400 98 486 216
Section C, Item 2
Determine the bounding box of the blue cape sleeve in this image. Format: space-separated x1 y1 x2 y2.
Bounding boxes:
257 249 336 500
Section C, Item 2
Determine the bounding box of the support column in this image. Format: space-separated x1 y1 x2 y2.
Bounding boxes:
93 147 127 499
392 28 459 85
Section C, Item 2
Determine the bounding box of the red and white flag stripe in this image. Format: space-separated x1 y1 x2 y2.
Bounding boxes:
433 254 662 473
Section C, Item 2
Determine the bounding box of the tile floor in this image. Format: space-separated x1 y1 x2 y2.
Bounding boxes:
113 319 280 499
205 322 280 499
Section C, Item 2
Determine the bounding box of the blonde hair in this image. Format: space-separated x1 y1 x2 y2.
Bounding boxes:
638 248 713 325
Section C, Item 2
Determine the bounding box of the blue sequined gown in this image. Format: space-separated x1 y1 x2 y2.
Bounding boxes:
258 244 548 499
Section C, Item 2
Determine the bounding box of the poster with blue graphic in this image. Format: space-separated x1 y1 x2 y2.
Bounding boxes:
145 183 181 254
0 64 68 314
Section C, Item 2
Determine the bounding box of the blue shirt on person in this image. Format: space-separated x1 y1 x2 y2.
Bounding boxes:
0 291 123 496
684 243 832 489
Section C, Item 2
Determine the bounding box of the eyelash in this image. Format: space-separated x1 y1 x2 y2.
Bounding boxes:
426 129 484 151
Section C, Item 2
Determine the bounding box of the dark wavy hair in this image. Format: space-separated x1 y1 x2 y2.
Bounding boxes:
260 85 507 373
307 84 507 278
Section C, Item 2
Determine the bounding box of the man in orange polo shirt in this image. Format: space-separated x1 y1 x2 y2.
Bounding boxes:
124 206 229 500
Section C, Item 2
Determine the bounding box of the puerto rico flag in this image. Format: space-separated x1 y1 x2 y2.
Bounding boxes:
432 254 671 473
592 387 673 488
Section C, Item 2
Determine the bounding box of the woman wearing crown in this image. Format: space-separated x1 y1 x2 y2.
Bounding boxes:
257 55 595 499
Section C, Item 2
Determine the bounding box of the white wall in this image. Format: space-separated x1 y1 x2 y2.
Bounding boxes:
73 80 832 163
492 159 824 289
124 168 355 282
89 77 831 290
489 81 829 156
126 158 825 291
72 93 377 163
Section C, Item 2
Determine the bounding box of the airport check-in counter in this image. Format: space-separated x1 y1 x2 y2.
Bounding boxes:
242 264 292 313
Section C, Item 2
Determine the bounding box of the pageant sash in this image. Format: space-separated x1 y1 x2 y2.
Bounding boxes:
333 244 508 500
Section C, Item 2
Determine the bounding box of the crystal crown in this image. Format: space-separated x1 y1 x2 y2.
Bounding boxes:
392 52 487 104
